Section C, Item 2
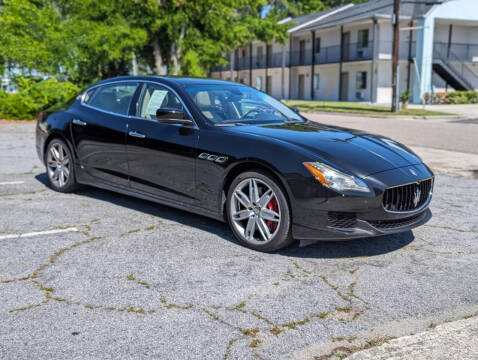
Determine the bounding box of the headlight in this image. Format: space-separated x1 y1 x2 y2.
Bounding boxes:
303 162 370 193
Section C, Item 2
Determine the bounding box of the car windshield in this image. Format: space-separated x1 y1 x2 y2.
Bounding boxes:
183 84 303 125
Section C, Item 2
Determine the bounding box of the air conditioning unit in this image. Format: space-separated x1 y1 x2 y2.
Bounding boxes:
356 91 365 100
357 49 365 59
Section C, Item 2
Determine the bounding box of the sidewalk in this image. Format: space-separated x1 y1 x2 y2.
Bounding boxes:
408 104 478 119
411 146 478 179
305 111 478 155
347 316 478 360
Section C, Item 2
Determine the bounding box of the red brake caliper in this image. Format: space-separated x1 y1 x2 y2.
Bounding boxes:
266 197 278 232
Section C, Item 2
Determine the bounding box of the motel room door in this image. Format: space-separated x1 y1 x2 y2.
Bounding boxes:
340 72 349 101
298 74 305 99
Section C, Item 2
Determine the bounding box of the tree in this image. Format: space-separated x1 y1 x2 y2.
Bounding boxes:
138 0 290 77
0 0 64 75
59 0 148 85
0 0 148 85
0 0 365 85
272 0 368 17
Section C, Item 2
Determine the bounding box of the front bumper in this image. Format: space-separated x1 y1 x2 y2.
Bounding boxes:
290 163 434 241
292 207 432 241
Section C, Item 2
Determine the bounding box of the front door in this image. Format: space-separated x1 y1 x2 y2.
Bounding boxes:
126 82 199 205
340 72 349 101
298 74 305 99
71 82 139 188
342 32 351 61
299 40 306 65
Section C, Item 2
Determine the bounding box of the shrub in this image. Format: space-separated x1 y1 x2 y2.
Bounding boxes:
0 77 80 120
400 89 411 103
447 90 478 104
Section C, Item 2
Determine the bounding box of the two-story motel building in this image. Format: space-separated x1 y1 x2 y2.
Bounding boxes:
210 0 478 104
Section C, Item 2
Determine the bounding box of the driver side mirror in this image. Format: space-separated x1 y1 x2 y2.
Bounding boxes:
156 108 193 125
290 106 300 114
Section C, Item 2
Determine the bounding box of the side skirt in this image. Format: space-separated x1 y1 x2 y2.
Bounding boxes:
76 177 226 224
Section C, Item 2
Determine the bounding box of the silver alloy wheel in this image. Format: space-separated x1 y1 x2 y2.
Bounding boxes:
230 178 281 245
47 143 70 188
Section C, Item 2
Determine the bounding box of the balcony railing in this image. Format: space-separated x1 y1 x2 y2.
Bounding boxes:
209 40 423 73
434 42 478 62
314 46 341 64
290 49 313 66
341 42 373 62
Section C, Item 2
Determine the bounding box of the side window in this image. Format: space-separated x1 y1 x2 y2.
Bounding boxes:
136 83 183 120
83 88 97 104
88 83 138 115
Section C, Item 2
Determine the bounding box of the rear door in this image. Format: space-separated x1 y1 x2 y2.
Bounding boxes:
71 82 139 188
126 82 199 206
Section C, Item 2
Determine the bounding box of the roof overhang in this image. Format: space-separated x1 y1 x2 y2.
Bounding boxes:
288 4 354 34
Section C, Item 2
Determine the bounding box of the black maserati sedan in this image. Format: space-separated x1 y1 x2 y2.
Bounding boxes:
36 76 433 252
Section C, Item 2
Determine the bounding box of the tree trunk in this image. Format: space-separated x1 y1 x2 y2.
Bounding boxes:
152 39 165 75
132 53 138 76
170 26 185 76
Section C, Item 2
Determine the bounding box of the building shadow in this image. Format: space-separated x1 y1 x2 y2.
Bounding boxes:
35 173 415 259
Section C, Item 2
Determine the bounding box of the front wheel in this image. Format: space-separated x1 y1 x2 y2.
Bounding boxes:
45 139 78 193
227 170 294 252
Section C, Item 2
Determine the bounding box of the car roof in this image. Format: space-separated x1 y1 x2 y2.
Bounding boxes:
95 75 239 88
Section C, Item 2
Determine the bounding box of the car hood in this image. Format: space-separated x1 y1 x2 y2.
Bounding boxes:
225 121 422 178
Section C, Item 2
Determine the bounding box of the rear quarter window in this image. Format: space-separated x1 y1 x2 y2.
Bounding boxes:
86 83 138 115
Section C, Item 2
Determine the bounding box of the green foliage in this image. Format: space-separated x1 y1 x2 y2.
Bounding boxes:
277 0 365 16
142 0 290 76
0 0 64 74
447 91 478 104
400 89 411 103
0 0 368 90
0 77 80 120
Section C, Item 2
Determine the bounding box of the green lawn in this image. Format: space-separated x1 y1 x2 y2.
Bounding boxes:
283 100 453 116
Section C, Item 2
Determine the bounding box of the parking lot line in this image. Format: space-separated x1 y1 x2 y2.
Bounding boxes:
0 227 79 241
0 181 25 185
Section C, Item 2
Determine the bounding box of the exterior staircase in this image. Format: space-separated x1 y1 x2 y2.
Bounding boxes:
433 43 478 91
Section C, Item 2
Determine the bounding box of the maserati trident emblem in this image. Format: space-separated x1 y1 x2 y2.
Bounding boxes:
410 169 417 176
413 187 422 207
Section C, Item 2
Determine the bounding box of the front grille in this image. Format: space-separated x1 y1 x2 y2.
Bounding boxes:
328 212 357 228
369 213 424 230
382 178 432 212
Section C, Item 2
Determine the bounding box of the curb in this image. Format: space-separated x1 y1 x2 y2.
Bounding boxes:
300 111 463 121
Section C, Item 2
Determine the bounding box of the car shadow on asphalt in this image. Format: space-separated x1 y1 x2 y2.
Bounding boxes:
35 173 415 259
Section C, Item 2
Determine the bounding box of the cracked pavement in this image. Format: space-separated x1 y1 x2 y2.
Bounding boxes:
1 122 477 359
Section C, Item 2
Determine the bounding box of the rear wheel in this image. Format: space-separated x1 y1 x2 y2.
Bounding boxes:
45 139 78 193
227 170 294 252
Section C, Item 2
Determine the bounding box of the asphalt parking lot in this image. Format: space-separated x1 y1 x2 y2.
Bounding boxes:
1 121 477 359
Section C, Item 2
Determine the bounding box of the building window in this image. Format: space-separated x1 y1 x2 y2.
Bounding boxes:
242 49 246 57
313 74 319 90
315 38 321 53
256 76 263 91
257 46 263 60
358 29 369 48
356 71 367 90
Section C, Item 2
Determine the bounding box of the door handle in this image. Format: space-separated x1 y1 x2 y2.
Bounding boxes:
72 119 87 126
128 131 146 139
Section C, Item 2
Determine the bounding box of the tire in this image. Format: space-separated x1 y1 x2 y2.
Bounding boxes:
226 170 294 252
45 138 78 193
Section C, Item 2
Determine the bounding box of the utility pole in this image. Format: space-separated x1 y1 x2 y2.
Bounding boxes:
391 0 400 112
